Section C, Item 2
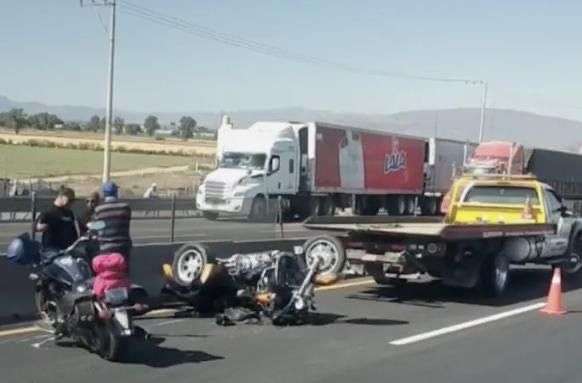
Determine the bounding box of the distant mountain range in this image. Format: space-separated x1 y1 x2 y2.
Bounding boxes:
1 95 581 152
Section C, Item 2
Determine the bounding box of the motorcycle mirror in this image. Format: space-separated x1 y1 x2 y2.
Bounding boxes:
86 220 105 231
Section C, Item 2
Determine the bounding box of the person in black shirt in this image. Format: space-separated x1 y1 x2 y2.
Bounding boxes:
36 187 78 251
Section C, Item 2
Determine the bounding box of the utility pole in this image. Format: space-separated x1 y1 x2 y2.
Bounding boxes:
81 0 116 183
478 81 488 143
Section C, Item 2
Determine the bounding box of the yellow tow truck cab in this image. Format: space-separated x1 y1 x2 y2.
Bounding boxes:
445 174 548 225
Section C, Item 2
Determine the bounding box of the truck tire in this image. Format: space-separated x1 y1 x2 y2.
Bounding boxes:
320 197 336 216
421 197 438 216
564 234 582 274
303 235 347 278
311 197 335 216
479 253 510 297
388 196 406 216
405 197 416 215
364 263 408 287
171 243 209 287
249 196 267 222
202 211 219 221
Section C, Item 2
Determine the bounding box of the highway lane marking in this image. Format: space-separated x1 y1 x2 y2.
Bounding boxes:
316 278 375 291
149 319 185 328
32 336 55 349
0 326 45 338
389 302 546 346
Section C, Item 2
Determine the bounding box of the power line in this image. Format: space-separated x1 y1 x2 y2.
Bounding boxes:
118 0 483 85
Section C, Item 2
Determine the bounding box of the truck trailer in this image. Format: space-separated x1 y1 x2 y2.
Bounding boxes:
196 118 471 220
463 141 582 215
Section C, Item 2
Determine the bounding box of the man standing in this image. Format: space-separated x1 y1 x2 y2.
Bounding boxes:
78 191 100 235
36 186 78 251
93 182 132 261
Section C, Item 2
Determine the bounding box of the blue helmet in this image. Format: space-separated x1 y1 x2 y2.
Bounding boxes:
6 233 40 266
102 181 119 198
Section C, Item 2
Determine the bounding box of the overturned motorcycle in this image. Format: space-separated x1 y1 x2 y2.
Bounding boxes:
161 242 346 325
6 221 148 361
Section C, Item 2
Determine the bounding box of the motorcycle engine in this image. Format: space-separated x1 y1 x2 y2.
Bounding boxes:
230 252 274 279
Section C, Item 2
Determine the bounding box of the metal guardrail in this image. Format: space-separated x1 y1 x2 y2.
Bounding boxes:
0 195 197 242
0 196 195 214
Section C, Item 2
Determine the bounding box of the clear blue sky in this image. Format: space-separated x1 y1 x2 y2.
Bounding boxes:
1 0 581 119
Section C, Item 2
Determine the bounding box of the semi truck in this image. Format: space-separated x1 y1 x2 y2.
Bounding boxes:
196 117 472 220
462 141 582 215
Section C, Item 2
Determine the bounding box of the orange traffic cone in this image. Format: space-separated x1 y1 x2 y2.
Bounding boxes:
540 267 567 315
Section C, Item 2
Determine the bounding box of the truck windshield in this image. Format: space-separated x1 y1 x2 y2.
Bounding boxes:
220 152 266 170
464 186 539 205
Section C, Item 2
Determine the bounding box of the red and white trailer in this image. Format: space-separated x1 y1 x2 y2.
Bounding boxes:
197 119 472 220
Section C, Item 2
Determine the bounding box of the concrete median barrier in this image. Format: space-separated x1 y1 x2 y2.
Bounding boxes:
0 238 305 325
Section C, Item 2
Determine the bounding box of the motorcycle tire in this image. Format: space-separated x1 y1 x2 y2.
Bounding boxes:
95 322 126 362
171 243 210 287
302 235 347 281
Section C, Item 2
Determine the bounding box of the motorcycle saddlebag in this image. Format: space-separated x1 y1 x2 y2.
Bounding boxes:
6 233 41 265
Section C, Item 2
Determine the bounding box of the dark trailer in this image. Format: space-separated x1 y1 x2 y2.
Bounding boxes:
526 148 582 214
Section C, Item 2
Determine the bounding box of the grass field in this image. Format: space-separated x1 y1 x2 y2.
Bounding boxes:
0 144 194 178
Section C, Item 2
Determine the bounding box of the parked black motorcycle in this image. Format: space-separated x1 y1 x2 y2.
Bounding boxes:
6 222 146 361
161 243 346 325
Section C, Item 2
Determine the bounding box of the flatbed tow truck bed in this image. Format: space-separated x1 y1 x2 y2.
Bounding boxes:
304 216 555 241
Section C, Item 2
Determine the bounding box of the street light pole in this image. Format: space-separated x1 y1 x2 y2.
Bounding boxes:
102 0 116 183
478 81 488 143
81 0 117 183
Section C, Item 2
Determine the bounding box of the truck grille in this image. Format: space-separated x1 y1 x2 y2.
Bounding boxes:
205 181 227 201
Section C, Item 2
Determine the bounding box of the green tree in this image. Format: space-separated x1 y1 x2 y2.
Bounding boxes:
144 115 160 137
28 113 63 130
179 116 196 140
63 121 82 131
124 123 141 136
86 115 101 132
5 109 27 134
113 117 125 134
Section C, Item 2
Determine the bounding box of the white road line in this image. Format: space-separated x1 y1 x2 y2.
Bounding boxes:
149 319 185 328
389 302 546 346
316 278 375 291
32 336 55 349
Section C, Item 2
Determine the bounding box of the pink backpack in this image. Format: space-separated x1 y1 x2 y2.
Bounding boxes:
92 253 131 298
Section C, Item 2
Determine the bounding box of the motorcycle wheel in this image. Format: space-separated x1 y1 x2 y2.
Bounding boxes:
94 323 126 362
303 236 347 280
171 243 210 287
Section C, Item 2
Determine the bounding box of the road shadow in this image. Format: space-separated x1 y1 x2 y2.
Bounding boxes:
346 267 582 308
308 312 408 327
123 336 224 368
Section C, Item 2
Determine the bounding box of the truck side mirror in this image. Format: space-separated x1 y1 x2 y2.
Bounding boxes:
268 156 280 175
559 205 571 217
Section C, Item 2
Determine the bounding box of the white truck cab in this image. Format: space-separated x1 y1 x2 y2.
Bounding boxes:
196 118 304 220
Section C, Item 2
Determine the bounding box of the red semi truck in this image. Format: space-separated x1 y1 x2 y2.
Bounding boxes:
196 119 472 220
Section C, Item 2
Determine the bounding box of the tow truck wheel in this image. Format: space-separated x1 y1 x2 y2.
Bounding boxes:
564 235 582 274
364 264 408 287
479 253 510 297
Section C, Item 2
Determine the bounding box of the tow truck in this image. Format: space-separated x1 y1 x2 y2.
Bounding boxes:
302 173 582 296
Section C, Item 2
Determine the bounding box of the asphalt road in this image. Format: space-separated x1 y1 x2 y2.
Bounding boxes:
2 267 582 383
0 217 319 249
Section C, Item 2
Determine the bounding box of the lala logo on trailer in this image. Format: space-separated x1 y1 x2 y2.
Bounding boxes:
384 139 407 174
